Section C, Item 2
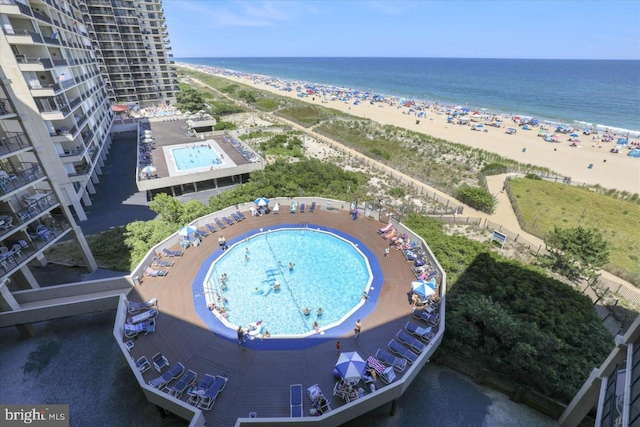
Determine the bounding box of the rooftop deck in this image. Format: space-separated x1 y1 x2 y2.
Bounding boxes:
125 207 438 426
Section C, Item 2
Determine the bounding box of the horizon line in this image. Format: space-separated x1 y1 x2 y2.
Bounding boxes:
174 56 640 61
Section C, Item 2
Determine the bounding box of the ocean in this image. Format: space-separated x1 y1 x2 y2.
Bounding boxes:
177 57 640 133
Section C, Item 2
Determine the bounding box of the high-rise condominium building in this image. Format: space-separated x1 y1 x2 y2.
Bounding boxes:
80 0 178 106
0 0 113 294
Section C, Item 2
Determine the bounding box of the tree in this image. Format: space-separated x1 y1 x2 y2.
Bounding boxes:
455 185 496 214
175 86 205 113
543 226 610 281
149 193 183 225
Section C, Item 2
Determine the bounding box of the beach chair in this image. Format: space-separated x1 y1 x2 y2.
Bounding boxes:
126 308 159 324
214 218 226 229
309 201 316 213
135 356 151 374
148 362 184 389
128 298 158 314
187 374 215 406
164 370 197 399
380 366 397 384
152 258 174 268
412 309 440 326
235 210 247 220
396 330 426 353
306 384 331 413
197 375 228 410
205 223 217 233
273 203 280 214
196 228 209 238
405 322 434 342
124 319 156 338
388 339 419 364
375 349 407 372
153 353 169 372
222 216 235 226
299 203 306 213
144 266 168 278
162 248 183 257
290 201 298 213
290 384 303 417
377 223 393 234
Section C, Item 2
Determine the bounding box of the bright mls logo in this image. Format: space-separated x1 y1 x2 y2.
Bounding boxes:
1 405 68 426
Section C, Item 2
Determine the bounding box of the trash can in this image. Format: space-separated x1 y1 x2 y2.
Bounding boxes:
133 276 141 286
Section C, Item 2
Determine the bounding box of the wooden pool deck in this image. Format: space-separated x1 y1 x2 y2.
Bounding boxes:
126 207 435 426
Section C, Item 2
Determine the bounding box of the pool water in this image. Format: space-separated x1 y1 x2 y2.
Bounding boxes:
204 229 372 336
172 144 222 171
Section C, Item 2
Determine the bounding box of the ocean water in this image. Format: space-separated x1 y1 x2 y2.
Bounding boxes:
178 57 640 133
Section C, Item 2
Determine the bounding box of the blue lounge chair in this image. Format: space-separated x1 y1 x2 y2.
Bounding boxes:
309 201 316 213
290 384 303 417
128 298 158 314
299 203 306 213
214 218 226 229
396 330 426 353
205 223 217 233
388 339 419 364
152 352 169 372
196 228 209 238
124 319 155 338
412 309 440 326
152 258 174 268
126 308 159 324
235 210 246 220
187 374 215 406
164 369 197 399
135 356 151 374
144 266 168 278
230 212 243 222
374 349 406 372
405 322 434 342
148 362 185 389
197 375 228 410
162 248 183 257
222 216 234 226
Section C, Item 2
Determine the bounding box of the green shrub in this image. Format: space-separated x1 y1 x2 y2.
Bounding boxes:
481 163 507 175
455 185 496 213
213 121 237 131
525 173 542 180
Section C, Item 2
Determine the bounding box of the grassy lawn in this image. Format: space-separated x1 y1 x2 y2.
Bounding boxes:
509 178 640 284
276 104 351 127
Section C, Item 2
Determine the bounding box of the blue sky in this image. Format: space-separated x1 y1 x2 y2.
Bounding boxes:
164 1 640 59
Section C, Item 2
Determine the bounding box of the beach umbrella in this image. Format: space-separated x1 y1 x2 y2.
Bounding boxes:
178 225 197 237
335 352 366 380
254 197 269 206
628 149 640 158
140 165 156 174
570 133 579 138
411 279 436 298
476 124 484 128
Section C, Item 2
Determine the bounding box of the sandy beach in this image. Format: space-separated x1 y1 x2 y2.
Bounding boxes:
183 65 640 194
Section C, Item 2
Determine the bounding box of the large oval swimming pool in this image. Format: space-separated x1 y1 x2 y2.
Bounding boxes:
203 228 373 336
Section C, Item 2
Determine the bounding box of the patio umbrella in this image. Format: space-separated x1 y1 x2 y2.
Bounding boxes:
411 278 436 298
178 226 197 237
254 197 269 206
140 165 156 174
335 352 366 381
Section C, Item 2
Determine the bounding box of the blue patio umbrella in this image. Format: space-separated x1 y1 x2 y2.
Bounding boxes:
411 278 436 298
628 149 640 158
178 225 197 237
335 351 366 380
476 124 484 128
254 197 269 207
570 133 579 138
140 165 156 174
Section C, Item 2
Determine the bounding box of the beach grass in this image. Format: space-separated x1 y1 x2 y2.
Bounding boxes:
275 104 351 127
508 178 640 284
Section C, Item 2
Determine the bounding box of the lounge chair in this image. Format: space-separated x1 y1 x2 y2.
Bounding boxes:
124 319 156 338
367 356 386 375
196 228 209 238
148 362 185 389
144 266 168 277
375 349 407 372
306 384 330 413
152 258 174 268
135 356 151 374
152 353 169 372
309 201 316 212
205 223 217 233
405 322 434 342
273 203 280 214
187 374 215 406
299 203 306 213
388 339 419 364
222 216 235 226
197 375 228 410
127 308 159 324
290 384 303 417
235 210 246 220
128 298 158 314
377 223 393 234
290 201 298 213
164 369 197 399
412 309 440 326
396 330 426 353
380 366 397 384
214 218 226 229
162 248 183 257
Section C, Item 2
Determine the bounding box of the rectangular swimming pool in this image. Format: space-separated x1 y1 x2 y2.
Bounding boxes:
172 144 223 171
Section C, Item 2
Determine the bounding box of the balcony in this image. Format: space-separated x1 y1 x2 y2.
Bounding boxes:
2 28 43 44
0 164 44 197
32 9 52 24
0 133 31 157
0 0 33 17
0 99 17 118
